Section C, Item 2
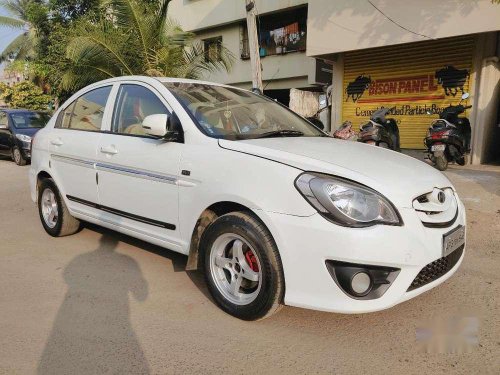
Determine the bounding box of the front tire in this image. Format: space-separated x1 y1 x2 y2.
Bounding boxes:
12 146 27 166
38 178 81 237
201 212 284 320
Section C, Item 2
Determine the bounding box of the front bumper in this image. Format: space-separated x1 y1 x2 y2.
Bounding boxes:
258 199 466 314
17 140 31 159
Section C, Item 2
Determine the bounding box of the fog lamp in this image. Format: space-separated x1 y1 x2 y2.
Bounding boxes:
351 272 372 296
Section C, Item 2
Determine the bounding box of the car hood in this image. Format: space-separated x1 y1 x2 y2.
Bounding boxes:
219 137 453 208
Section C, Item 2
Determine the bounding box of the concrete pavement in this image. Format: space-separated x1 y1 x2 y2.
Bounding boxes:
0 158 498 374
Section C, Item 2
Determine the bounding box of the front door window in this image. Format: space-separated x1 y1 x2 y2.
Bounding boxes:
112 85 169 136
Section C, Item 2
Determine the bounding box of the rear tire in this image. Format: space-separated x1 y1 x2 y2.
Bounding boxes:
12 147 27 166
38 178 81 237
435 154 448 171
201 212 284 320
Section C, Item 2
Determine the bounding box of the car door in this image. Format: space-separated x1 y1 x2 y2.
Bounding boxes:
0 111 12 155
49 85 114 211
96 83 183 249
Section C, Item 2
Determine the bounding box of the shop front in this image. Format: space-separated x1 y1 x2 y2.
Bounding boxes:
306 0 500 163
342 35 474 149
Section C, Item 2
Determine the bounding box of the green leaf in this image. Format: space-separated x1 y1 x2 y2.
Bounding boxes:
0 15 25 28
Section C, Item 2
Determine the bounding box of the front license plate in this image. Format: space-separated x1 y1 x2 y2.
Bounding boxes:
443 225 465 257
432 144 446 152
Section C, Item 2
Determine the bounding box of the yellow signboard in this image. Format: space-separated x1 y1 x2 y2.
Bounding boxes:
342 35 474 149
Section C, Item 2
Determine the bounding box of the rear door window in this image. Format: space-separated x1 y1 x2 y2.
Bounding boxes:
56 86 112 131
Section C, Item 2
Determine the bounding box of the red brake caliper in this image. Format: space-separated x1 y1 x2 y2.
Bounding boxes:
245 250 259 272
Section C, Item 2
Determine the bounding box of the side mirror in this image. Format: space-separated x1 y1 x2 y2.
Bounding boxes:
164 112 184 142
142 114 169 137
142 112 184 142
461 92 470 100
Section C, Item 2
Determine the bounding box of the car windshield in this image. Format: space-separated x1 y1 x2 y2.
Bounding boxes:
163 82 324 140
10 112 50 129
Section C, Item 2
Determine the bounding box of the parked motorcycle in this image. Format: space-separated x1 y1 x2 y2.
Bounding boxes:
424 93 472 171
358 107 401 151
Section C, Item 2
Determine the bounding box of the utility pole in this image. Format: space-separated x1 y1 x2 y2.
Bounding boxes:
245 0 263 94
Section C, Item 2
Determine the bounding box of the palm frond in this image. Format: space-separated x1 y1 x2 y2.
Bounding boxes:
1 0 29 21
0 15 25 28
102 0 149 57
66 23 135 76
0 32 28 62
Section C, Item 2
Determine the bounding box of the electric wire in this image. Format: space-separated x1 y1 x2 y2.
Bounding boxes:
367 0 434 40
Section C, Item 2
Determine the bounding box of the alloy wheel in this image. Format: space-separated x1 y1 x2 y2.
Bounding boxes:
41 188 59 228
210 233 262 305
13 148 21 164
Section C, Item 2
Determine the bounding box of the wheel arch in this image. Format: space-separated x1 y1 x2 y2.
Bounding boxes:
35 170 53 202
185 201 273 271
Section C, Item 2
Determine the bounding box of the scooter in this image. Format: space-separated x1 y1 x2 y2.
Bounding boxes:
358 107 401 151
424 93 472 171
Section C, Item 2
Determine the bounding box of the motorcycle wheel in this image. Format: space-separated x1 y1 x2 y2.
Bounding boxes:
435 154 448 171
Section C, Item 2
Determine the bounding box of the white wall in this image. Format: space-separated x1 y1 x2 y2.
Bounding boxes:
169 0 308 32
307 0 500 57
172 7 315 89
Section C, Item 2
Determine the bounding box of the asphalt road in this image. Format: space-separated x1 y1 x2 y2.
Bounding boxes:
0 157 499 374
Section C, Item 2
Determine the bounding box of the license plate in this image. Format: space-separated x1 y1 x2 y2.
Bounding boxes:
443 226 465 257
432 144 446 152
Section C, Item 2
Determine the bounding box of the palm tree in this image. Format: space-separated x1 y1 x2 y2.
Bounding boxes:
0 0 37 62
62 0 233 90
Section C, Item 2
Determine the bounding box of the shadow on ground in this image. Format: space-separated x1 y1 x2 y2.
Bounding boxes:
37 224 212 374
35 226 210 375
37 234 150 374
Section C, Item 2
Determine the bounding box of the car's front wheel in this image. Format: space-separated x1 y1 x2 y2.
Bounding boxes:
38 178 81 237
202 212 284 320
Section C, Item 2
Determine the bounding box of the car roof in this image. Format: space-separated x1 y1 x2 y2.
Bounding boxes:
81 75 242 92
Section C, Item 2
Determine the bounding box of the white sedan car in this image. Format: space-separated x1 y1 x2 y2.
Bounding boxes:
30 76 466 320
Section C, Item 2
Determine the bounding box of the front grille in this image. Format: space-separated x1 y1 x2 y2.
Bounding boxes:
407 245 464 291
412 188 458 228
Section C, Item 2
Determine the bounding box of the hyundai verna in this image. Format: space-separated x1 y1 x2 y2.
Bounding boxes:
29 77 466 320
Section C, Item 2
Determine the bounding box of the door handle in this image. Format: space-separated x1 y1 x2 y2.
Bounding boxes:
100 145 118 155
50 139 63 146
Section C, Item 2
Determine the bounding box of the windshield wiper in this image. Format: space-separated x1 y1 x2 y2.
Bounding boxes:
255 130 305 138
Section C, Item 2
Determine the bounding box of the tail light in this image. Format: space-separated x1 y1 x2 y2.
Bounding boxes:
431 130 450 139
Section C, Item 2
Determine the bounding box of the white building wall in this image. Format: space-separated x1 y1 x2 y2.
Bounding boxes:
191 25 314 89
169 0 316 89
169 0 308 32
307 0 500 57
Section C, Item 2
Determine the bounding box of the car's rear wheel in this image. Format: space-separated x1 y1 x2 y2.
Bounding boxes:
38 178 81 237
435 154 448 171
12 147 26 166
202 212 284 320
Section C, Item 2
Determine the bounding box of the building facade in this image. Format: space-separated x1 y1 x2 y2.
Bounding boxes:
168 0 330 107
307 0 500 164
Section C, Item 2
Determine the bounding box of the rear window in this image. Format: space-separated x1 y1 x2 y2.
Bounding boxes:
10 112 50 129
